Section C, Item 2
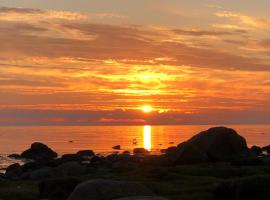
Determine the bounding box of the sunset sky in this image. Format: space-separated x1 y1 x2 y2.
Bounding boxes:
1 0 270 125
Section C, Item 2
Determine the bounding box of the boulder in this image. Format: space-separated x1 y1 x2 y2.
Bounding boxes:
8 154 21 159
28 166 53 180
262 145 270 154
61 154 83 162
115 196 168 200
67 179 154 200
213 175 270 200
250 146 263 156
39 177 81 200
54 162 87 177
133 148 149 154
170 127 249 164
21 142 57 161
77 150 95 157
5 163 23 179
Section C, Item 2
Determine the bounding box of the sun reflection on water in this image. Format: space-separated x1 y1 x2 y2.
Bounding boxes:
143 125 152 151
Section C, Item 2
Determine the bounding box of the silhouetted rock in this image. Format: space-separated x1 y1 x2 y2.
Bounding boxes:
5 163 22 179
21 142 57 161
8 154 21 159
76 150 95 157
39 177 81 200
250 145 263 156
170 127 249 164
67 179 154 200
113 145 121 150
262 145 270 154
55 161 87 177
61 154 82 162
28 166 53 180
133 148 149 154
213 175 270 200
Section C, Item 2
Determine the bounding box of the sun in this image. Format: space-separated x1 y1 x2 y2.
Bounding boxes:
141 105 153 113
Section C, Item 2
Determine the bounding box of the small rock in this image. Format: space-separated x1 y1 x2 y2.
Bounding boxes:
8 154 21 159
250 146 263 156
21 142 58 161
77 150 95 157
113 145 121 150
5 163 23 179
133 148 149 154
262 145 270 154
61 154 82 162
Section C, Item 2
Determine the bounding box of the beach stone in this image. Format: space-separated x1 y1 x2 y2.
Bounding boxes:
171 127 249 164
61 154 82 162
5 163 23 179
77 150 95 157
67 179 154 200
213 175 270 200
39 177 81 200
113 145 121 150
29 166 54 180
115 196 168 200
21 142 57 161
7 154 21 159
262 145 270 154
250 145 263 156
55 161 87 177
133 148 149 154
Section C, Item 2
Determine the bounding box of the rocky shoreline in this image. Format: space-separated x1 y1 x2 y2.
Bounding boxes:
1 127 270 200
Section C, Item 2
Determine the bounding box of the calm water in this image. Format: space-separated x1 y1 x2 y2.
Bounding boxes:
0 125 269 155
0 125 270 169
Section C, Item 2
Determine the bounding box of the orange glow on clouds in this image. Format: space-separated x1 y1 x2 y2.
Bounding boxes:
0 4 270 125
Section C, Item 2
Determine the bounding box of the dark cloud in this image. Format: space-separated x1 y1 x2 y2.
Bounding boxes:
0 7 43 14
1 108 270 125
172 28 234 36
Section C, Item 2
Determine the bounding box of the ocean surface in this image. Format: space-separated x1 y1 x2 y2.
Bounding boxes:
0 125 270 169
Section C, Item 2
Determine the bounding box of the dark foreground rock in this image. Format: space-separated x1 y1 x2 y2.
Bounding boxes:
133 148 149 154
169 127 250 164
76 150 95 157
67 179 154 200
21 142 57 161
262 145 270 154
250 145 262 156
39 177 81 200
27 161 87 180
115 196 168 200
213 175 270 200
5 163 23 179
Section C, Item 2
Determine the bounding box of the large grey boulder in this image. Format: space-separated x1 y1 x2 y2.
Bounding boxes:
170 127 249 164
67 179 154 200
21 142 57 161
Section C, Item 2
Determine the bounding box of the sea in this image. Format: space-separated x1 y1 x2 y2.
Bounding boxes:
0 125 269 170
